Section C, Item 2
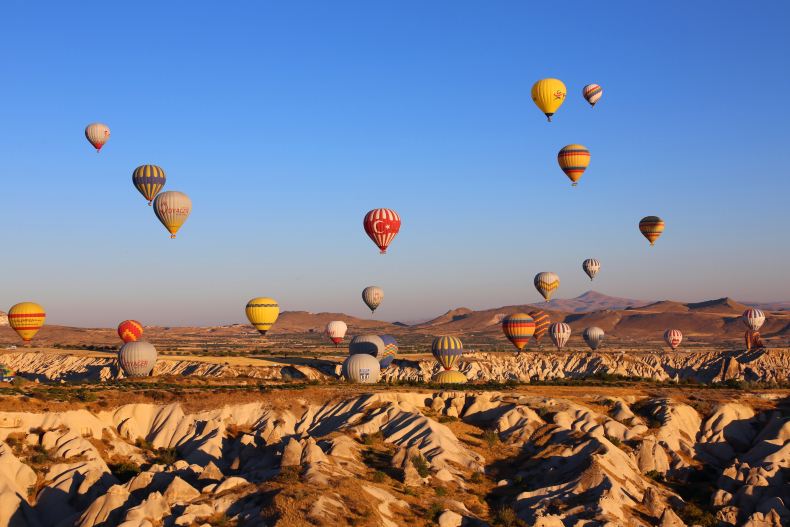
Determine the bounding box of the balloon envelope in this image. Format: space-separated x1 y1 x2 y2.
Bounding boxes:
583 259 601 281
583 327 605 350
534 272 560 302
363 208 401 254
118 320 144 343
119 341 157 377
639 216 665 246
663 329 683 350
133 165 166 205
432 370 467 384
742 309 765 331
8 302 46 342
349 334 385 359
549 322 571 350
245 297 279 335
153 191 192 238
531 78 567 121
431 336 463 370
557 144 590 186
582 84 603 107
379 335 398 368
342 353 381 383
501 313 535 351
528 310 551 344
362 286 384 313
85 123 110 152
325 321 348 345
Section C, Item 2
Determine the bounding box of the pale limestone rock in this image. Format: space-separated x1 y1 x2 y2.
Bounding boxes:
162 476 200 505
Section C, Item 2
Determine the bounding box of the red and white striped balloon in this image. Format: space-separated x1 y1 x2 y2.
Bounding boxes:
549 322 571 350
85 123 110 152
742 308 765 331
363 208 401 254
663 329 683 350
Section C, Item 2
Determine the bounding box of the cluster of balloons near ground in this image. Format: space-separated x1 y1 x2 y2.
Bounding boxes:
85 124 192 239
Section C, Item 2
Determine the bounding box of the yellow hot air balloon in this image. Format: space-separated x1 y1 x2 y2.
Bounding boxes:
639 216 665 246
8 302 46 343
245 297 279 335
531 78 567 122
153 191 192 239
557 145 590 186
534 272 560 302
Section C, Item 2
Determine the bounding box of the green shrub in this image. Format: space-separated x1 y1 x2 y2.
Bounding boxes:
482 429 499 447
108 461 141 483
411 455 430 478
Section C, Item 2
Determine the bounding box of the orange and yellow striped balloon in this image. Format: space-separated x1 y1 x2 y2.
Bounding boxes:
557 145 590 186
527 310 551 344
531 79 567 122
118 320 144 343
534 272 560 302
501 313 535 351
8 302 46 342
639 216 665 246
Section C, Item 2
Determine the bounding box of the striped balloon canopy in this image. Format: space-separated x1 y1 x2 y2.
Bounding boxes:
582 84 603 107
363 208 401 254
362 286 384 313
8 302 46 343
84 123 110 152
133 165 166 205
557 144 590 186
501 313 535 351
742 308 765 332
534 272 560 302
527 310 551 344
379 335 398 369
663 329 683 350
549 322 571 350
582 259 601 281
639 216 665 246
431 336 463 371
153 191 192 239
583 327 605 350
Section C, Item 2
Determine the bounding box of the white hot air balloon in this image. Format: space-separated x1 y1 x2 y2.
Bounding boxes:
663 329 683 350
549 322 571 350
325 321 348 347
153 191 192 239
534 272 560 302
85 123 110 152
583 327 605 350
362 286 384 313
349 334 385 359
742 309 765 332
341 353 381 383
582 259 601 281
118 341 158 377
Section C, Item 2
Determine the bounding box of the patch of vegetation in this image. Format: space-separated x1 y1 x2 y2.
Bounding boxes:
434 485 447 496
605 435 622 448
491 505 527 527
28 445 53 466
372 470 386 483
151 447 178 465
676 503 717 527
438 415 457 424
411 455 430 478
425 501 444 522
482 429 499 448
469 471 484 484
276 466 300 484
108 460 141 483
645 470 665 483
361 431 383 446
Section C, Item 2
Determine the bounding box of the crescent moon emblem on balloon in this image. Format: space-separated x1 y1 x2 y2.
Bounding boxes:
373 220 384 233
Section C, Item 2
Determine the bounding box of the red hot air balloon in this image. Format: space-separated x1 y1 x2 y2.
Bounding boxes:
118 320 144 343
363 209 401 254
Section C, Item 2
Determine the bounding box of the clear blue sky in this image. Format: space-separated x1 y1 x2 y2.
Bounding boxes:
1 1 788 326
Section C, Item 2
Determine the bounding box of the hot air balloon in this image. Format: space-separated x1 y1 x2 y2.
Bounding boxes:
549 322 571 350
325 321 348 347
501 313 535 352
245 297 279 335
132 165 166 205
663 329 683 350
363 208 401 254
8 302 46 343
639 216 665 246
742 308 765 331
362 286 384 314
349 334 385 359
583 327 605 350
557 145 590 186
534 272 560 302
85 123 110 152
341 353 381 383
380 335 398 369
528 310 551 345
118 341 158 377
118 320 144 343
153 191 192 239
431 336 463 371
432 370 467 384
582 259 601 281
531 78 567 122
582 84 603 107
